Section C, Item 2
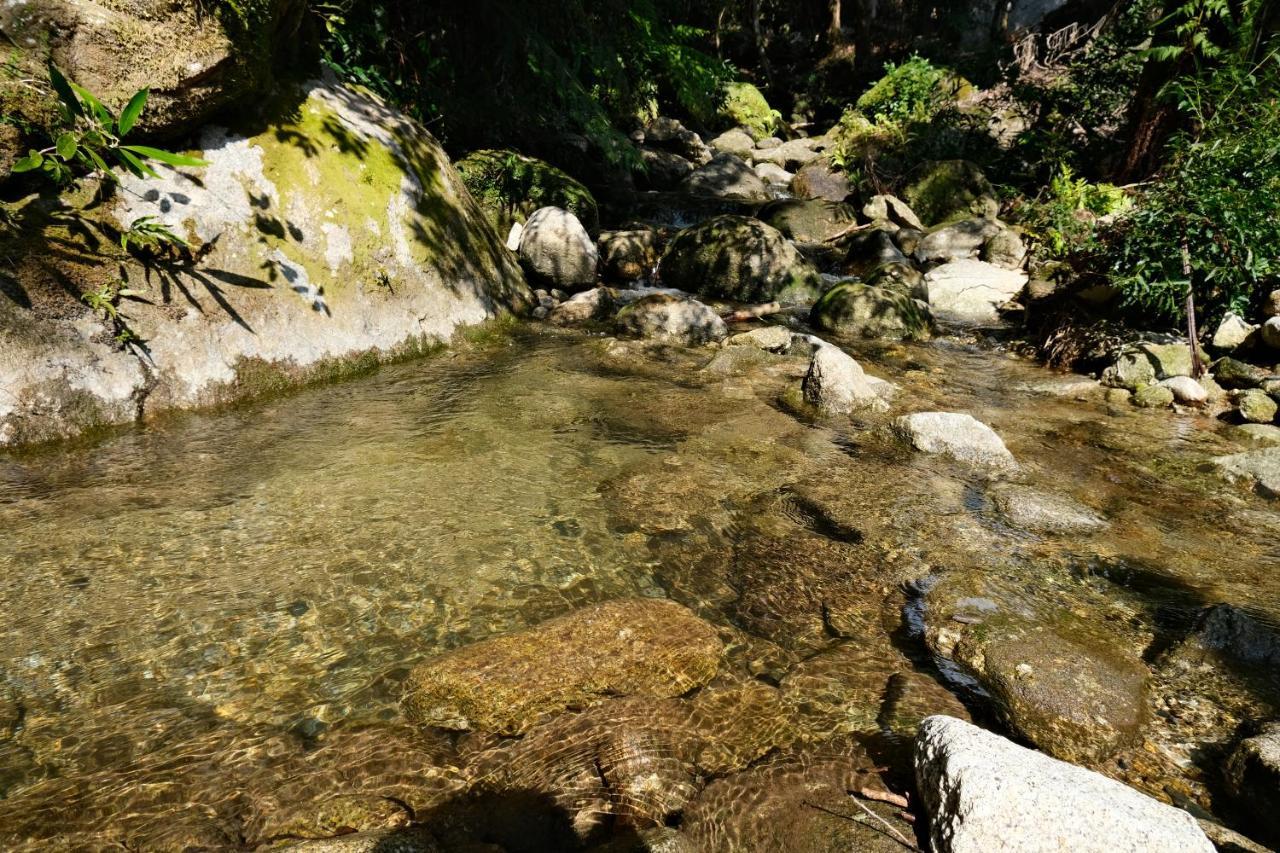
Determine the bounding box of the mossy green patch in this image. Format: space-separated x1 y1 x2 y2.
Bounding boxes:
720 82 780 140
455 149 598 235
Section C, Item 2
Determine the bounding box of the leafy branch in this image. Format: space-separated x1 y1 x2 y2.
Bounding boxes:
12 65 208 183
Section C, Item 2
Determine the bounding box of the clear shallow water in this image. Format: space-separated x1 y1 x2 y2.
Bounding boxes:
0 325 1278 849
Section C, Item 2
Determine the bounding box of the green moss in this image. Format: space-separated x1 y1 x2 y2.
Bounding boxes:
455 149 598 234
720 82 780 140
903 159 997 226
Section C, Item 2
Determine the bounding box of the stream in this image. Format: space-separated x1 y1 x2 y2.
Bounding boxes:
1 316 1279 848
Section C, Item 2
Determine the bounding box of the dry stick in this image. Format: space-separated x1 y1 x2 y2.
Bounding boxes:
722 301 782 322
858 785 910 809
1181 237 1205 378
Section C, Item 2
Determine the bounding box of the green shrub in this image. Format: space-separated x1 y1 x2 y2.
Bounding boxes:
1103 42 1280 323
855 54 969 126
1019 165 1129 260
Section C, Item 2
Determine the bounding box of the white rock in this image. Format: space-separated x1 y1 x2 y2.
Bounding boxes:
1159 375 1208 404
518 206 599 290
505 221 524 252
919 259 1028 324
1211 312 1256 351
893 412 1018 471
802 345 888 415
916 716 1214 853
1262 316 1280 349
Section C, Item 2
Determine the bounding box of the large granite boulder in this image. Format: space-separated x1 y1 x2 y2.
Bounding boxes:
657 215 821 304
916 716 1213 852
803 345 889 415
0 81 529 449
402 598 724 734
762 199 859 243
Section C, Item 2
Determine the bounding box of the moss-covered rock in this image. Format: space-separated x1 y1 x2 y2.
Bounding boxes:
0 0 304 170
904 160 999 227
720 82 781 140
0 81 529 448
455 149 599 234
810 282 933 340
657 215 820 304
401 598 725 734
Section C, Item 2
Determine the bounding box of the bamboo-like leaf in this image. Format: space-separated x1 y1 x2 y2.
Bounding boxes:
70 81 114 127
47 64 82 118
120 145 209 168
118 89 149 136
115 148 158 179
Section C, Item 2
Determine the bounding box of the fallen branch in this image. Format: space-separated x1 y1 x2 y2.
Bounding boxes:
857 786 910 809
721 301 782 322
848 796 917 849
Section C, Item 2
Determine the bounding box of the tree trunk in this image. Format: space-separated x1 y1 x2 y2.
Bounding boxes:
829 0 843 40
752 0 772 86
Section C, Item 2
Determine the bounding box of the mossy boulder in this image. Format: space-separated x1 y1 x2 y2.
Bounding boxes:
904 160 999 227
810 282 933 341
720 82 781 140
0 81 529 448
658 215 821 305
402 598 725 734
0 0 304 173
455 149 599 234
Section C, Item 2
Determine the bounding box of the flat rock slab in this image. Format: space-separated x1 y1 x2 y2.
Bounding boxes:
990 484 1107 534
402 599 724 734
916 716 1214 853
920 259 1027 323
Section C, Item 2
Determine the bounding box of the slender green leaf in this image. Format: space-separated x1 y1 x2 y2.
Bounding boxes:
120 145 209 168
47 64 82 117
55 132 78 160
70 81 114 127
118 89 149 136
115 148 158 179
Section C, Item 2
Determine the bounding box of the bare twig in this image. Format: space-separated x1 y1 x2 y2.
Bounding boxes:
802 798 916 850
722 301 782 322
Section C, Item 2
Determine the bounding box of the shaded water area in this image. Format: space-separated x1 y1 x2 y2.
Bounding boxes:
1 323 1279 849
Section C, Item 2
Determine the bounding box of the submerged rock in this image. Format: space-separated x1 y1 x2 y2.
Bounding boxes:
614 294 727 345
918 260 1027 324
803 346 889 415
893 412 1018 472
518 206 600 291
681 153 771 201
402 598 724 734
916 716 1213 853
1213 447 1280 498
657 215 820 305
810 282 933 341
989 484 1107 534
